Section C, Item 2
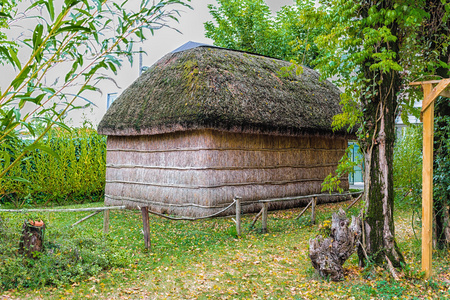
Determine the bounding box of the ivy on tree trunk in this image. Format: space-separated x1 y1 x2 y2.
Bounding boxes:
358 1 405 268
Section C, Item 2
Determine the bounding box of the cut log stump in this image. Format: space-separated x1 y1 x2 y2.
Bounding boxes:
309 209 361 281
19 220 45 258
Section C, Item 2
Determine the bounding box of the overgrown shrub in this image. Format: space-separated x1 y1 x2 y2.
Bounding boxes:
434 99 450 248
0 123 106 207
0 213 130 290
393 125 422 207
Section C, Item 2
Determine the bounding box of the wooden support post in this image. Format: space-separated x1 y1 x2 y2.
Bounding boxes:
103 209 110 234
235 198 241 237
141 206 151 249
73 211 102 228
311 197 317 225
422 83 434 279
295 199 313 220
249 207 264 230
261 203 268 234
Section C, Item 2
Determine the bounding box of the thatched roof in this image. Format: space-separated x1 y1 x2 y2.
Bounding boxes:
98 43 347 137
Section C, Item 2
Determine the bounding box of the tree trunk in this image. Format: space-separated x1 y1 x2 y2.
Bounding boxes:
309 209 361 281
359 66 405 267
358 1 405 267
19 220 45 258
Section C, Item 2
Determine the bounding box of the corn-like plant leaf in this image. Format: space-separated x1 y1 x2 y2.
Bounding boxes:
45 0 55 21
11 66 32 89
8 47 21 69
55 25 91 34
20 121 36 137
0 150 11 168
4 176 32 184
32 24 44 61
25 143 60 160
0 12 11 18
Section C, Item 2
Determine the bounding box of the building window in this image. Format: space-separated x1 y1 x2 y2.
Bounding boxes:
107 93 118 109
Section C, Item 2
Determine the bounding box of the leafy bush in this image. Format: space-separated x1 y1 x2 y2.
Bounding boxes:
433 99 450 248
0 123 106 207
393 125 422 207
0 213 130 290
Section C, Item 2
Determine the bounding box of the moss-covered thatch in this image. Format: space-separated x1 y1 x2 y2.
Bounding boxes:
98 45 346 137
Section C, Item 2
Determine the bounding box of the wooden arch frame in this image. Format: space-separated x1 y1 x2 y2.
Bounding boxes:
409 78 450 279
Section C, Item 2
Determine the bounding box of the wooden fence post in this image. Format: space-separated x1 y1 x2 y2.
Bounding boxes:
235 197 241 237
141 206 151 249
103 209 110 234
261 203 268 234
311 197 317 225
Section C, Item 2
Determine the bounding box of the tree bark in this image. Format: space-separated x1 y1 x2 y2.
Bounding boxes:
309 209 361 281
358 0 405 268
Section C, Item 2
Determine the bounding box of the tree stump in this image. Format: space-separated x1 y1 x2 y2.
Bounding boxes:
19 220 45 258
309 209 361 281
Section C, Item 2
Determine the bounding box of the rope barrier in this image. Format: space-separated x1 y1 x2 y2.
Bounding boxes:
138 199 237 221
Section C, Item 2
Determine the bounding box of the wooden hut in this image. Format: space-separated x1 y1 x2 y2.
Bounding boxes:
97 42 352 217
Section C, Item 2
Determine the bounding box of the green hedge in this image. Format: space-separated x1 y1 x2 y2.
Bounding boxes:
0 126 106 207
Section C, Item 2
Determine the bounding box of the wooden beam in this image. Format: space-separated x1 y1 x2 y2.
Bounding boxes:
140 207 151 249
409 79 443 86
440 89 450 98
311 197 317 225
421 78 450 114
103 210 110 234
249 206 264 230
261 203 268 234
72 211 102 227
294 199 313 220
235 198 241 237
421 83 434 279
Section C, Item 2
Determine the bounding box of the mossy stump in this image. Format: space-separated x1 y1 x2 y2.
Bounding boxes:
19 220 45 258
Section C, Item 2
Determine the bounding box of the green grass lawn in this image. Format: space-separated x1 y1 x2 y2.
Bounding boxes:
1 199 449 299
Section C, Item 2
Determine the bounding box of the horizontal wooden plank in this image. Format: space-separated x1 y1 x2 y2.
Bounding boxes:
258 191 362 203
409 80 443 86
0 206 126 213
421 78 450 113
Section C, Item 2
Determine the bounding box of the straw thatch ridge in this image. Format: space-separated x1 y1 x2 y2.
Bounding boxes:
98 46 347 137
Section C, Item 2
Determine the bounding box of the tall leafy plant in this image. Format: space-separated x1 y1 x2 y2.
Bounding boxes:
0 123 107 207
0 0 190 185
393 125 422 207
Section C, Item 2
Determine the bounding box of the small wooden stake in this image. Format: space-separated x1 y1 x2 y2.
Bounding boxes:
141 206 151 249
311 197 317 225
261 203 268 234
103 209 110 234
235 198 241 237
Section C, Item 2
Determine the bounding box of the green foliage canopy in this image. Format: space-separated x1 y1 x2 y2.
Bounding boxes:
204 0 323 67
